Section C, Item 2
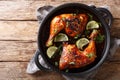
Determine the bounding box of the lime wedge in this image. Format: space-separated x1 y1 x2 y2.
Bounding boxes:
86 20 99 30
47 46 58 58
54 33 68 42
76 38 89 50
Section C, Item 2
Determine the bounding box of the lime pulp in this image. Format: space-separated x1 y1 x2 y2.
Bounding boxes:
54 33 68 42
47 46 58 58
76 38 89 50
86 20 99 30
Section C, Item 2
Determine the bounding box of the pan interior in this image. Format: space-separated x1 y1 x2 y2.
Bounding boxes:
38 4 106 73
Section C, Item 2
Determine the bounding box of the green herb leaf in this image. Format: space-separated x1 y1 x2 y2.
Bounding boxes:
86 53 94 58
59 50 62 55
54 29 57 33
65 69 69 72
66 21 69 28
55 62 58 66
74 34 79 39
87 13 93 21
95 34 105 43
73 13 77 16
58 45 62 55
62 17 66 21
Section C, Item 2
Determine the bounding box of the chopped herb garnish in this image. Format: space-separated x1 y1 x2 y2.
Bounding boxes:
68 49 71 53
59 51 62 55
69 62 75 65
58 44 62 50
86 53 94 58
95 33 105 43
62 17 66 21
94 37 96 41
66 21 69 27
58 45 62 55
54 29 57 33
73 13 77 16
87 13 93 21
55 62 58 66
65 69 69 72
74 34 79 39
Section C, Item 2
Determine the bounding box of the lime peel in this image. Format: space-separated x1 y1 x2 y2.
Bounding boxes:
86 20 99 30
76 38 89 50
54 33 68 42
47 46 58 58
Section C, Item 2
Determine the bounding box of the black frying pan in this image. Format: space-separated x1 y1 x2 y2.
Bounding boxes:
35 3 113 76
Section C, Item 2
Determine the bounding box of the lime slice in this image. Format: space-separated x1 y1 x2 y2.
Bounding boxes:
47 46 58 58
76 38 89 50
86 20 99 30
54 33 68 42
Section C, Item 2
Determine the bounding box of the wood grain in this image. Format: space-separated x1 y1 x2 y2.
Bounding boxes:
0 0 120 80
94 62 120 80
0 19 120 41
0 62 65 80
0 21 38 41
0 41 37 61
0 0 119 20
0 40 119 62
0 62 119 80
111 19 120 38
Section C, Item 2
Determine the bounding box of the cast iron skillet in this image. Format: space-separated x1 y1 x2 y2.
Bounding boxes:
35 3 113 76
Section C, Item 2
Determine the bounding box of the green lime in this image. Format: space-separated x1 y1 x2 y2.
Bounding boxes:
76 38 89 50
86 20 99 30
54 33 68 42
47 46 58 58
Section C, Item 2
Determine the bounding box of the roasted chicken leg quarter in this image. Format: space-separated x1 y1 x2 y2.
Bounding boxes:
59 30 98 70
46 16 65 47
65 14 88 37
46 14 88 47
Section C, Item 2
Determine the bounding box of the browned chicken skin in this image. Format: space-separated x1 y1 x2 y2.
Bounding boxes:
59 30 98 70
65 14 88 37
46 13 98 70
46 14 88 47
59 43 88 70
46 16 65 47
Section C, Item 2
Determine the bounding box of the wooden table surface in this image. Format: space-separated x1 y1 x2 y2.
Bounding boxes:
0 0 120 80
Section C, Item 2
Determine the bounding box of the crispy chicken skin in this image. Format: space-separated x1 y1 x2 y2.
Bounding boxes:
59 40 96 70
46 14 88 47
46 13 98 70
59 30 98 70
46 16 65 47
65 14 88 37
59 43 88 70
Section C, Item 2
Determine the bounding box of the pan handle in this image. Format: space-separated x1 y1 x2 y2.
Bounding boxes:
34 49 51 71
107 38 120 59
95 8 120 59
36 6 54 23
35 6 54 71
96 8 113 28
